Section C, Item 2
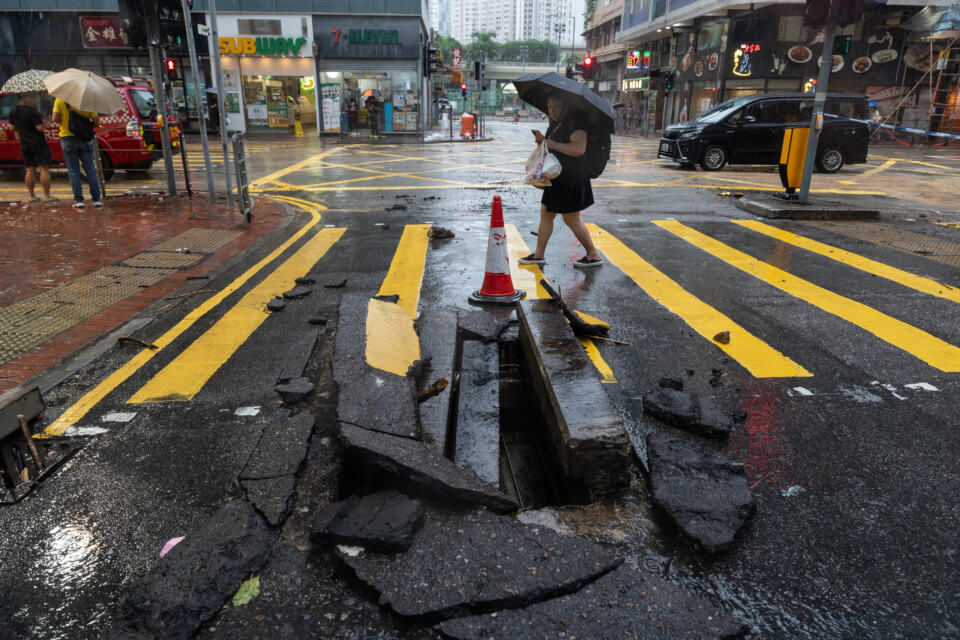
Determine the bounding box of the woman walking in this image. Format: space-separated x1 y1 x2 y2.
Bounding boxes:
520 92 602 268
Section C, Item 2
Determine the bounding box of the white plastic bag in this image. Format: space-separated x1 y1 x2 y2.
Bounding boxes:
524 141 562 185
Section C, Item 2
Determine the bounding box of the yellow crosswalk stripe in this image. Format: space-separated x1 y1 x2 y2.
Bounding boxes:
505 224 616 383
40 196 329 436
127 226 345 403
656 220 960 372
588 223 811 378
365 224 430 376
734 220 960 304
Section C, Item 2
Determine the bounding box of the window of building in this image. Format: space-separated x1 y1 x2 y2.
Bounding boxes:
732 17 768 42
696 24 723 51
237 19 282 35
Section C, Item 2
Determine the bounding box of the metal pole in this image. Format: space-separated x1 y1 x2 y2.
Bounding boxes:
147 42 178 195
556 24 562 74
181 0 215 202
797 22 836 204
208 0 234 208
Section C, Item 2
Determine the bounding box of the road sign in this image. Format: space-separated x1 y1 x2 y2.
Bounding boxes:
451 47 462 71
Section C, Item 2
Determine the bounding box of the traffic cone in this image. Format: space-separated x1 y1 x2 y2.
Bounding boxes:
469 195 525 305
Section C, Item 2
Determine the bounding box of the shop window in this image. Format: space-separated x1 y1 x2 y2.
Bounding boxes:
732 17 768 42
696 24 722 52
237 19 281 35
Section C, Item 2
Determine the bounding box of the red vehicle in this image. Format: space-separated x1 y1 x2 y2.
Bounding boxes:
0 76 180 181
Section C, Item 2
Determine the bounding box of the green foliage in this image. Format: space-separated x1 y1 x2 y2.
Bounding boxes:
585 0 597 26
435 35 463 67
465 31 502 62
499 39 561 63
232 576 260 607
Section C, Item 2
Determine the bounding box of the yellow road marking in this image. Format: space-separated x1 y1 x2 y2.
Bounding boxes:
365 224 431 376
872 155 954 171
588 223 811 378
376 224 431 318
40 196 327 436
858 158 897 179
365 299 421 376
249 147 341 191
127 227 344 403
935 222 960 230
505 224 616 383
734 220 960 304
656 220 960 372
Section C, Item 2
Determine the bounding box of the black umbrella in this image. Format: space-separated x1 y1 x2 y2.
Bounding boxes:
513 72 615 133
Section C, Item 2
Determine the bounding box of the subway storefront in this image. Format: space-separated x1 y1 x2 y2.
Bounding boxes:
313 16 427 137
210 14 319 134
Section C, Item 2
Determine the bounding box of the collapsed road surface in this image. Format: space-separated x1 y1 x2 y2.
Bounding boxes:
0 122 959 639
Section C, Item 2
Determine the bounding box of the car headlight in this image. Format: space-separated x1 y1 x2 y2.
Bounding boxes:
678 130 702 139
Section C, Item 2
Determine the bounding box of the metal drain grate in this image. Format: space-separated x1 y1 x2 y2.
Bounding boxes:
150 228 243 253
807 222 960 269
122 252 205 269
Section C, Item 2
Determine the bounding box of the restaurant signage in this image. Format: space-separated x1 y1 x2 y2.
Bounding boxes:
219 36 308 56
79 16 132 49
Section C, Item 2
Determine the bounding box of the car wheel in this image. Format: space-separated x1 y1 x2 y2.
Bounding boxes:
700 145 727 171
816 148 844 173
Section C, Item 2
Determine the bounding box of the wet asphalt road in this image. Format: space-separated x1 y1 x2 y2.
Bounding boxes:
1 121 960 639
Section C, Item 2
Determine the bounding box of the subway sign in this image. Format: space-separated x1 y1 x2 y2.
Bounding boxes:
219 36 308 56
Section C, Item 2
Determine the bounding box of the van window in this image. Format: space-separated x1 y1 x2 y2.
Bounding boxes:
781 100 815 123
130 89 158 120
737 100 784 124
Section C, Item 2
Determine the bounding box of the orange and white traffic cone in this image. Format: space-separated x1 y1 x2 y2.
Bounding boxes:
469 195 525 305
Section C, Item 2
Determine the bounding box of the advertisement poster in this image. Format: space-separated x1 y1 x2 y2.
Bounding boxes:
246 103 269 129
320 83 341 132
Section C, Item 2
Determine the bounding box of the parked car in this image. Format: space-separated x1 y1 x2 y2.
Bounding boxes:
0 76 181 181
658 93 869 173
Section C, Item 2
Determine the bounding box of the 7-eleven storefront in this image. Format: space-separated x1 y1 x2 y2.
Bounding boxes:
209 14 321 134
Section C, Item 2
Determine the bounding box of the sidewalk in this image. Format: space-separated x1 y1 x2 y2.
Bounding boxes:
0 194 287 394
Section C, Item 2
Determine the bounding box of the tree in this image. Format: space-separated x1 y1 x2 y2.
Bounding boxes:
435 35 463 68
500 39 560 64
465 31 502 62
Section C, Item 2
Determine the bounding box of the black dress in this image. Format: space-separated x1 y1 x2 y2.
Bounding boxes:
540 116 594 214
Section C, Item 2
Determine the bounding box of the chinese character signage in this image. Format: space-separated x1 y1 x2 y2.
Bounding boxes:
732 43 759 77
627 51 640 70
622 77 649 91
451 47 462 71
79 16 131 49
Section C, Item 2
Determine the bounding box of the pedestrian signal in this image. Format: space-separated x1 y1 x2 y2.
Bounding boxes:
461 83 467 97
582 56 595 80
165 58 178 81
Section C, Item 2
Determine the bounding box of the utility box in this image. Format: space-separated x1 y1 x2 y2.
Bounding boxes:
779 127 810 194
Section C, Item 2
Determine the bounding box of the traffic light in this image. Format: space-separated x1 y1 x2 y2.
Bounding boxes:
663 71 674 92
426 46 439 75
582 56 594 80
566 65 574 79
803 0 831 26
156 0 186 48
165 58 177 81
461 83 468 98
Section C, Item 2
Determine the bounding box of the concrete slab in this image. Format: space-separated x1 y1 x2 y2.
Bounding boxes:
339 423 518 513
454 341 500 486
517 300 632 500
337 507 622 622
241 411 313 480
737 194 879 220
440 562 747 639
334 294 420 439
458 308 516 343
106 500 277 640
416 307 458 450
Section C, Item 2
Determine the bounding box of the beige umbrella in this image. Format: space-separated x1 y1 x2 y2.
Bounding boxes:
42 68 124 114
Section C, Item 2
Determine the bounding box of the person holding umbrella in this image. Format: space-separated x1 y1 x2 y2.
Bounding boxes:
44 69 125 209
518 90 604 269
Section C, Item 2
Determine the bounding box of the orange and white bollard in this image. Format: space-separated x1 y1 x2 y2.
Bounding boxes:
469 195 525 305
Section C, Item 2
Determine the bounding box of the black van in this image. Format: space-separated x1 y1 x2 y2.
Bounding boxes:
657 93 869 173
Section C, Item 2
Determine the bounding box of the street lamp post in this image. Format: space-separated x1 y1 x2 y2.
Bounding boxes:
520 45 528 72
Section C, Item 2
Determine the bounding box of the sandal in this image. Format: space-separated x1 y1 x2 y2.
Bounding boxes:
573 256 603 269
518 254 546 265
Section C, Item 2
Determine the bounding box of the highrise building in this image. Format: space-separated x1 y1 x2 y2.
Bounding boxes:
449 0 518 42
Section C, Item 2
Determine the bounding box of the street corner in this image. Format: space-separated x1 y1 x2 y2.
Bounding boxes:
0 192 288 395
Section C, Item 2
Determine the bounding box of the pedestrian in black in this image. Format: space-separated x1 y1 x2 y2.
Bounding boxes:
9 93 53 202
366 95 380 138
519 91 602 268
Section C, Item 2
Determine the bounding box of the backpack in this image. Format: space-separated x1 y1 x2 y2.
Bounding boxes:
68 107 95 142
584 128 611 179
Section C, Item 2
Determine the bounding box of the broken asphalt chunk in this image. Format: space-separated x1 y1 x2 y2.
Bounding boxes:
427 226 455 239
241 475 297 527
384 204 407 211
336 507 622 622
241 412 313 480
440 562 747 640
324 278 348 288
312 490 424 552
646 433 754 553
266 297 286 312
308 313 328 326
339 423 518 513
274 377 314 403
458 309 516 343
373 293 399 303
106 501 276 640
282 284 312 300
643 388 735 438
294 276 315 285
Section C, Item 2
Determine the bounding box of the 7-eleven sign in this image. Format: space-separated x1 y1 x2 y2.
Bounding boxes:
451 47 462 71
